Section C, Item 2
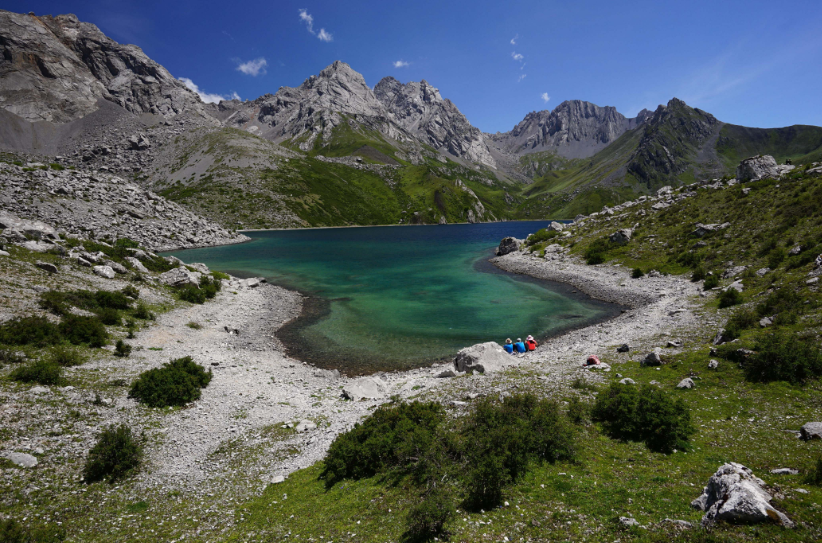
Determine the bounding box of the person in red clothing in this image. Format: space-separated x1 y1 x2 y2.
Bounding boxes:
525 334 538 351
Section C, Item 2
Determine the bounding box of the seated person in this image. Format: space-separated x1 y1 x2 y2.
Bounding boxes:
525 335 538 351
514 338 527 353
503 338 514 354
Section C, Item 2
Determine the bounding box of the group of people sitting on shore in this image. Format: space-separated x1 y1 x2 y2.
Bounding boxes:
503 335 538 354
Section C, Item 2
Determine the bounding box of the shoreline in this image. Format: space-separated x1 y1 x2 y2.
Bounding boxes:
237 218 570 233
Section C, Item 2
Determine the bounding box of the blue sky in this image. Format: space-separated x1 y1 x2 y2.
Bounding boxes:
7 0 822 132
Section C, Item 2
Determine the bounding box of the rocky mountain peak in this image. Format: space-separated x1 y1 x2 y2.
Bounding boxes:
0 9 203 123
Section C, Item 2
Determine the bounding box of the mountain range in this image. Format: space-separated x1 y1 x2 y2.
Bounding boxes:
2 8 822 226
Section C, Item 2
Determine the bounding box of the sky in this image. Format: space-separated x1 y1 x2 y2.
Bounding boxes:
6 0 822 132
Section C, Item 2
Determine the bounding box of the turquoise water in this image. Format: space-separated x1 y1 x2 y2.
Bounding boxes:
168 222 620 374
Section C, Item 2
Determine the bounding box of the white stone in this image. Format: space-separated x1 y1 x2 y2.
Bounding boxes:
93 265 116 279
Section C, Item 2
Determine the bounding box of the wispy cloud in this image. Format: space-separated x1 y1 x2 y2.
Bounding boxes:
180 78 240 104
222 30 234 41
299 9 333 42
510 34 518 45
541 92 550 103
518 74 527 83
511 52 523 61
236 57 268 76
393 60 410 68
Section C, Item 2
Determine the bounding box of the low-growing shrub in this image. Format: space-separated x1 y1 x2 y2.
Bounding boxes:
83 425 142 483
97 307 121 326
126 319 137 339
0 316 61 347
403 489 454 543
592 383 695 453
95 290 131 310
321 401 445 486
756 287 802 318
691 265 706 282
703 274 719 290
462 394 576 508
114 340 132 358
768 247 788 269
723 308 759 340
121 285 140 299
0 519 65 543
186 321 202 330
10 360 64 385
46 345 85 367
567 396 590 425
59 315 108 347
526 228 559 246
631 268 644 279
178 284 207 304
212 271 231 281
0 349 25 365
805 456 822 486
128 356 212 407
132 302 155 320
744 331 822 384
718 288 743 308
584 238 610 265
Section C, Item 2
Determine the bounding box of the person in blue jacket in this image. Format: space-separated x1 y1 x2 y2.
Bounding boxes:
514 338 527 353
503 338 514 354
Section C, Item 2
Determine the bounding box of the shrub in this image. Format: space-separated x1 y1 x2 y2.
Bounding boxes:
0 316 61 347
126 319 137 339
0 349 25 365
128 356 212 407
462 394 576 508
526 228 559 246
46 345 85 367
723 308 759 340
744 331 822 384
95 290 131 310
718 288 743 308
321 401 445 486
403 489 454 543
768 247 788 269
212 271 231 281
567 396 590 425
114 340 132 358
200 275 221 299
756 288 802 318
97 307 121 326
83 425 142 483
121 285 140 299
805 456 822 486
631 267 644 279
178 284 207 304
691 265 706 282
10 360 64 385
59 315 108 347
132 302 155 320
703 274 719 290
592 383 695 453
186 321 202 330
0 519 65 543
585 238 610 265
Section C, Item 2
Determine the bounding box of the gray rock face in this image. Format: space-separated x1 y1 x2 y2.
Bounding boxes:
0 211 57 240
800 422 822 441
0 10 204 123
609 228 632 244
374 77 495 168
35 261 58 273
491 100 649 159
691 463 793 527
92 265 115 279
677 378 695 389
342 376 388 400
497 237 522 256
737 155 779 182
3 451 38 468
641 349 663 366
160 266 201 287
453 342 513 374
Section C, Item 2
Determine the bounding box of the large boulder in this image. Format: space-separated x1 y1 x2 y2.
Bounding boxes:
800 422 822 441
496 237 522 256
454 342 514 373
2 451 38 468
0 212 58 240
125 257 149 273
159 266 201 287
93 265 116 279
736 155 779 182
547 221 564 232
691 463 793 527
342 377 388 400
641 349 663 367
609 228 632 244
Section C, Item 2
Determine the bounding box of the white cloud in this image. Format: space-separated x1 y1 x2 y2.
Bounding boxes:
541 92 550 103
180 77 240 104
518 74 527 83
510 34 518 45
299 9 333 41
511 52 524 61
393 60 410 68
236 57 268 76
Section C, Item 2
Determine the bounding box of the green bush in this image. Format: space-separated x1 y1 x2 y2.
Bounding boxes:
132 302 155 320
321 401 445 486
10 360 64 385
83 425 142 483
756 287 802 318
567 396 590 425
95 290 132 310
121 285 140 299
703 274 719 290
723 308 759 340
114 340 132 358
744 331 822 384
461 394 576 509
718 288 743 308
0 349 25 365
0 519 65 543
691 265 706 282
0 316 61 347
59 315 108 347
805 456 822 486
526 228 559 246
768 247 788 269
178 284 207 304
97 307 121 326
403 489 454 543
46 345 85 367
592 383 695 453
212 271 231 281
631 268 644 279
584 238 610 265
128 356 212 407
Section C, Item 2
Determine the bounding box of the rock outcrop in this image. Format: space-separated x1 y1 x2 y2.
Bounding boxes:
691 463 793 527
374 77 496 167
736 155 779 182
0 10 204 123
453 342 514 373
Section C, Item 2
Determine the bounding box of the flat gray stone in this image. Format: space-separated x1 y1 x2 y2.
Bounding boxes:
342 376 388 401
800 422 822 441
4 452 38 468
677 378 695 389
93 265 116 279
770 468 798 475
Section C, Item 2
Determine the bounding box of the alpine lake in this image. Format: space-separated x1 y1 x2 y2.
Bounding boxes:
166 221 622 375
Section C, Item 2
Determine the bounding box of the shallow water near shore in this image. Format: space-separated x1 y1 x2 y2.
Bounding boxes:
168 222 621 374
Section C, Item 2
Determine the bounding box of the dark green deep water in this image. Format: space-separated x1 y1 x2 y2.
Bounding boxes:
168 222 621 374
